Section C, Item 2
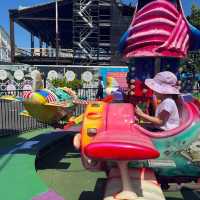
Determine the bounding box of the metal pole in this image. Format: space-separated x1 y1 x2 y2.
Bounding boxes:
31 33 34 56
55 0 59 65
10 15 15 63
39 38 42 57
155 57 161 75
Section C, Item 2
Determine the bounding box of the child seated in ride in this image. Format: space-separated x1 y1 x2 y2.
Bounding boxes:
135 71 180 131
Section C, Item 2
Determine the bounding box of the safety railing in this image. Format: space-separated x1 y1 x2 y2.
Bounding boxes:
0 90 48 136
1 87 199 137
15 48 74 58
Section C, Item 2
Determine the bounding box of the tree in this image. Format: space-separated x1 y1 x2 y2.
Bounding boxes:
186 4 200 73
187 4 200 29
51 78 83 91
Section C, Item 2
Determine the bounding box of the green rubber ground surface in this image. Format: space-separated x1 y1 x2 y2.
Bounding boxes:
0 128 52 149
37 135 106 200
0 129 200 200
0 128 67 200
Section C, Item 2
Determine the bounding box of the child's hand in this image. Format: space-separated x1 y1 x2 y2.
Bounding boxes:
135 106 145 117
134 116 140 124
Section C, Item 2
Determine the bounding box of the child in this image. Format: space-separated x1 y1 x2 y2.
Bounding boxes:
135 71 180 131
32 71 44 91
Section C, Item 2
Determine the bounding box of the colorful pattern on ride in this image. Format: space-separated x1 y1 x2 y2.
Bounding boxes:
124 0 190 58
19 87 76 124
22 88 73 104
1 86 115 126
22 87 95 106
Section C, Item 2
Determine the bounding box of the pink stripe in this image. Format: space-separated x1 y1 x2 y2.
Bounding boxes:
45 89 58 102
47 93 56 102
136 0 179 18
47 97 52 103
169 18 186 49
23 91 32 99
125 50 184 58
176 26 188 49
134 7 177 24
49 92 57 101
126 40 164 53
131 18 175 32
181 34 189 53
49 93 56 101
127 29 170 44
156 14 182 51
46 94 53 102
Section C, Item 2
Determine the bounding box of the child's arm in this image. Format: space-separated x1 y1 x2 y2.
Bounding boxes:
135 106 169 126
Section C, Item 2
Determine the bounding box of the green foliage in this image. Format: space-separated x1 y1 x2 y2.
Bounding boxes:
51 78 83 91
180 53 200 73
187 4 200 29
193 92 200 100
186 4 200 73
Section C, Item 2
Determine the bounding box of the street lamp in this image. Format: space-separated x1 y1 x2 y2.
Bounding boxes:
55 0 59 64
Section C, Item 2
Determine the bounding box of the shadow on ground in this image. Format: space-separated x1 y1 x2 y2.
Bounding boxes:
79 178 106 200
181 187 200 200
36 134 78 170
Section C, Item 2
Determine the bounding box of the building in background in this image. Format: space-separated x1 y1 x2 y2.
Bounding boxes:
9 0 133 66
0 26 11 63
5 0 133 90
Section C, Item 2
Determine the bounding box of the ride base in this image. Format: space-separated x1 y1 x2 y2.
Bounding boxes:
104 168 166 200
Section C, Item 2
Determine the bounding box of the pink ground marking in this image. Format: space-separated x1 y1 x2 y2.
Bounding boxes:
32 190 64 200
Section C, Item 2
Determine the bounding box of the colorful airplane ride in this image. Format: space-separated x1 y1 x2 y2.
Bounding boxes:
0 71 113 126
0 70 86 125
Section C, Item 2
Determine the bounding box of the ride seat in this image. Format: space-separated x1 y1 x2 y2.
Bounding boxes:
134 100 195 139
84 103 160 160
84 129 160 161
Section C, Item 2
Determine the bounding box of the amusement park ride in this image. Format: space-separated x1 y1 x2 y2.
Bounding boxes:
2 0 200 200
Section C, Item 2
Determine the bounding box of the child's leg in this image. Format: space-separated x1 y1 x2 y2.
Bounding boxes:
73 133 81 150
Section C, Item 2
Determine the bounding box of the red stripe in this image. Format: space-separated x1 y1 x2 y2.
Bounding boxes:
23 91 32 99
46 92 57 103
47 94 56 102
169 17 185 49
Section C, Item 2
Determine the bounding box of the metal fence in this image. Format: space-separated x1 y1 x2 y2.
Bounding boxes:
0 88 98 137
0 90 47 136
1 87 199 137
75 87 98 115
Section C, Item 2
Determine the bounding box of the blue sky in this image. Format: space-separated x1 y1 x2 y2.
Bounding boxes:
0 0 199 48
0 0 51 47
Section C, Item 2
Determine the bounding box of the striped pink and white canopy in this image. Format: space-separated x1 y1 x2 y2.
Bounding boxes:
124 0 190 58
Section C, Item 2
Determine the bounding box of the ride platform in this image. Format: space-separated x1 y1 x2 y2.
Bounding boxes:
104 168 165 200
1 128 200 200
